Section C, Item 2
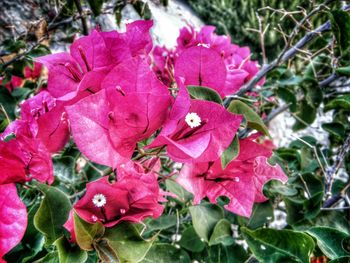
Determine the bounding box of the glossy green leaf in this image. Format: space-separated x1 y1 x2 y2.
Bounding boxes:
187 85 223 104
102 222 154 263
33 185 72 245
209 219 233 246
54 236 88 263
165 179 192 202
336 66 350 76
329 256 350 263
73 212 105 251
325 95 350 111
189 204 224 242
32 252 60 263
141 244 191 263
221 135 239 169
330 10 350 53
0 88 16 120
241 227 315 263
144 215 177 232
53 156 76 182
87 0 104 16
245 201 274 229
307 227 350 260
179 226 206 252
227 100 270 136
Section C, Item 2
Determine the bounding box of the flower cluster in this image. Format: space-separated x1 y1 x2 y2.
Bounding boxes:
0 20 287 259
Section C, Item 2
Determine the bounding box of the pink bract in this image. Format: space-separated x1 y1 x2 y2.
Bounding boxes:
72 162 164 227
0 184 27 263
176 136 288 217
20 91 70 153
0 120 54 185
66 58 172 168
148 83 242 163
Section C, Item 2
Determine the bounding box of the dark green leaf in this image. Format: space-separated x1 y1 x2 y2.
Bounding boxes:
245 201 274 229
325 95 350 111
141 244 191 263
307 227 350 260
165 179 192 202
73 212 105 251
54 236 88 263
336 66 350 76
221 135 239 169
187 85 223 104
34 185 72 245
0 88 16 120
209 219 234 246
144 215 177 232
179 226 206 252
32 252 60 263
103 222 154 263
329 257 350 263
241 227 315 263
227 100 270 136
330 10 350 53
189 203 224 242
87 0 104 16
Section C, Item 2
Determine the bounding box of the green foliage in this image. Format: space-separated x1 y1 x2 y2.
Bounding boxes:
186 85 223 104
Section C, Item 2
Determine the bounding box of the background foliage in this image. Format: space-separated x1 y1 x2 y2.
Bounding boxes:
0 0 350 262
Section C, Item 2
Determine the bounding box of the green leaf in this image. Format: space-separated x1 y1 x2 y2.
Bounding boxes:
54 236 88 263
144 215 177 232
276 88 297 112
209 219 233 246
264 180 298 197
330 10 350 53
165 179 192 202
306 227 350 260
329 256 350 263
132 1 152 20
227 100 270 136
322 122 345 138
87 0 104 16
241 227 315 263
221 135 239 169
245 201 274 229
33 185 72 245
187 85 223 104
325 95 350 111
32 252 60 263
292 100 316 131
73 212 105 251
336 66 350 76
0 88 16 120
53 156 76 182
189 203 224 242
193 244 249 263
141 244 191 263
179 226 206 252
102 222 154 263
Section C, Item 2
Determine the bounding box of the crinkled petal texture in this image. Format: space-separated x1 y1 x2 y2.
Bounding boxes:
74 162 163 227
20 91 70 153
177 137 288 217
67 57 172 168
66 89 128 167
0 184 27 262
0 121 54 185
175 46 227 97
148 90 242 163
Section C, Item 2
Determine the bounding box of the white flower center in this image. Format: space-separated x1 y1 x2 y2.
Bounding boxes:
92 194 107 208
185 112 201 128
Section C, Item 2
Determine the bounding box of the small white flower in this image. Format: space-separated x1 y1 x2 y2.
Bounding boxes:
92 194 107 208
185 112 201 128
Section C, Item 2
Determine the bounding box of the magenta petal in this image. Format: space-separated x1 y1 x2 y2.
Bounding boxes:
125 20 153 56
0 184 27 262
253 156 288 202
36 53 80 100
175 46 227 97
70 30 111 72
66 89 128 167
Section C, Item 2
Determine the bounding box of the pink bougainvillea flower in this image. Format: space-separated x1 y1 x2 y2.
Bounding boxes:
167 25 263 97
0 120 53 185
20 91 70 153
176 136 288 217
147 82 242 163
66 58 172 167
36 28 114 101
0 184 27 263
72 163 164 227
151 45 177 86
24 62 43 79
0 75 24 93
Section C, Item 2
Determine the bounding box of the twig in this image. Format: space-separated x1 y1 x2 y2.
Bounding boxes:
73 0 89 35
223 2 350 107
